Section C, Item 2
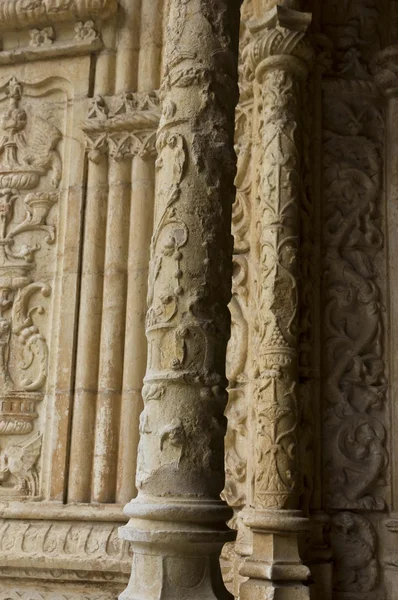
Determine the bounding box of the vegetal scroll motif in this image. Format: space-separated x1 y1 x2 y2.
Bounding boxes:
0 77 62 435
322 89 387 510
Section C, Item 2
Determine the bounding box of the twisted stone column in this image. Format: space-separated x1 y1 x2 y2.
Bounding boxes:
119 2 241 599
239 4 313 599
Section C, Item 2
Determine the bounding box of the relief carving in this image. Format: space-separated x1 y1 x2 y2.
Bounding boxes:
0 519 131 581
0 0 117 32
74 21 99 43
322 88 387 510
330 512 385 600
0 431 42 497
252 64 304 510
29 27 55 48
0 77 62 436
83 92 160 162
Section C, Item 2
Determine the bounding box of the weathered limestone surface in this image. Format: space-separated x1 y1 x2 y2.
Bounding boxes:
0 0 396 599
119 1 241 599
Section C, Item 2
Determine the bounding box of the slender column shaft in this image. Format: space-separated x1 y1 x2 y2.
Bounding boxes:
119 2 241 599
67 42 115 502
116 157 155 503
68 155 108 502
116 0 162 504
239 5 313 600
115 0 141 93
92 158 131 503
138 0 163 90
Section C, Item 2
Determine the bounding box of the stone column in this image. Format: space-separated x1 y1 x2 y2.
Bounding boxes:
239 4 313 600
119 1 241 599
116 0 163 505
92 153 131 503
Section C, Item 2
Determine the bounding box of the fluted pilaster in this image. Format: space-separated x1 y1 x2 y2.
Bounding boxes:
119 1 241 599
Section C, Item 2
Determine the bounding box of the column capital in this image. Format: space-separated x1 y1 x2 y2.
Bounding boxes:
371 46 398 97
244 5 313 81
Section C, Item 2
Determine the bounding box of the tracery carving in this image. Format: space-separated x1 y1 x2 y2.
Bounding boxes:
83 92 160 162
0 77 62 436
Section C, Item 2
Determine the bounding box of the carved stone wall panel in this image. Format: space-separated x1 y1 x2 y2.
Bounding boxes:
0 59 90 505
322 81 388 512
330 512 386 600
319 0 390 598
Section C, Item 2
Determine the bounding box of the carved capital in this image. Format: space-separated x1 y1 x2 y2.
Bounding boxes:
244 5 313 81
83 92 160 162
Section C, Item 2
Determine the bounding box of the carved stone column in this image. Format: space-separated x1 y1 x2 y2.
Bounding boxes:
118 1 241 599
239 4 313 600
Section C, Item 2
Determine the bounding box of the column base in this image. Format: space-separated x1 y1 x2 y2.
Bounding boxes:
119 497 236 600
241 580 310 600
239 510 311 600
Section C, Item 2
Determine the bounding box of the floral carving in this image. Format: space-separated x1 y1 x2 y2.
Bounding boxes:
252 64 303 510
322 89 387 510
29 27 55 48
74 20 98 42
0 78 62 436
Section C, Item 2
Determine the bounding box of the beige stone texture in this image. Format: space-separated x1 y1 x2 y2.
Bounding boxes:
0 0 395 599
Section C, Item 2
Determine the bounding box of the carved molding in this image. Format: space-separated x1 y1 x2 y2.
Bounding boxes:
0 0 117 32
0 518 131 582
83 92 160 162
0 591 119 600
0 29 103 67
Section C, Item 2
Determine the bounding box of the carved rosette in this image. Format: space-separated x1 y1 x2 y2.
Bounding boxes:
330 512 384 600
119 2 241 600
